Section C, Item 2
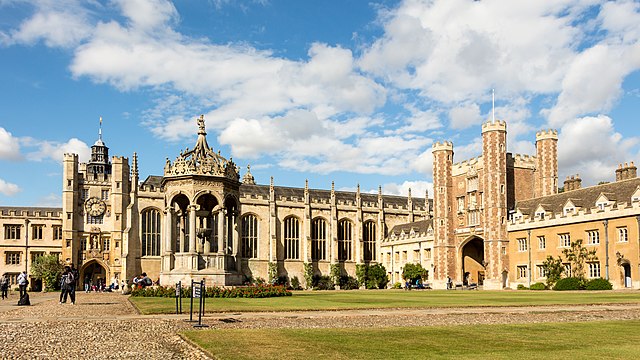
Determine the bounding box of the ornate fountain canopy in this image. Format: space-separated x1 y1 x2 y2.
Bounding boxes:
164 115 240 181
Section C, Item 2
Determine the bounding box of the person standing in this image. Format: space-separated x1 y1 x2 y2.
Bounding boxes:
0 273 9 300
17 271 28 297
69 264 78 301
59 267 76 304
84 275 91 293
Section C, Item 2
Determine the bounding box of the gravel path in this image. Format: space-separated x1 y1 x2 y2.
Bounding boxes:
0 292 210 360
1 291 639 359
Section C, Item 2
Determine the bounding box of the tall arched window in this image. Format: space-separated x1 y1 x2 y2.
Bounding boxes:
141 209 161 256
363 221 376 261
338 219 352 261
284 217 300 260
311 218 327 261
241 214 258 259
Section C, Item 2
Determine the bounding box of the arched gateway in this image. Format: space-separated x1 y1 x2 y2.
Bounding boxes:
460 237 485 286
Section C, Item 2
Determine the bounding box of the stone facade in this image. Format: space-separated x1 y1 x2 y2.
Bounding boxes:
2 116 639 290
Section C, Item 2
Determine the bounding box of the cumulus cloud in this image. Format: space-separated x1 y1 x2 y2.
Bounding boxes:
557 115 639 185
1 0 92 48
382 180 433 198
0 127 21 160
25 138 90 163
0 178 20 196
545 44 640 127
449 103 481 130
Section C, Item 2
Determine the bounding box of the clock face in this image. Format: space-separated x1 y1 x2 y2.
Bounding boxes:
85 197 106 216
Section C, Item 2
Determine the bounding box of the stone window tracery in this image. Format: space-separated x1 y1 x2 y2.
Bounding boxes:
284 217 299 260
363 221 376 261
338 219 353 261
241 214 258 259
311 218 327 261
141 209 161 256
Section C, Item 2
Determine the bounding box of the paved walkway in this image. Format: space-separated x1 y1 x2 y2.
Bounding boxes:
1 290 640 358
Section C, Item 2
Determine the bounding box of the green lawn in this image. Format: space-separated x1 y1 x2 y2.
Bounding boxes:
130 289 640 315
182 320 640 360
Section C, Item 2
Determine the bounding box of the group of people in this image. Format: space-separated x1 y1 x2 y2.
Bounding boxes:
132 273 153 288
59 265 78 304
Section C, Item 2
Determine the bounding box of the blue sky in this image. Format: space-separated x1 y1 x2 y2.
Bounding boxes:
0 0 639 207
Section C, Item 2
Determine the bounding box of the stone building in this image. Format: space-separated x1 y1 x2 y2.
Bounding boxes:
1 116 638 290
0 116 427 288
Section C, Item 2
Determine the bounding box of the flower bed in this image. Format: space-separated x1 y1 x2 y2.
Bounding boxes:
130 284 292 298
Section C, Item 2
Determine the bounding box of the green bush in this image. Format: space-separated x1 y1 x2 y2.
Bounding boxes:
290 276 301 290
392 282 402 289
517 284 529 290
312 275 334 290
339 275 359 290
356 263 389 289
402 263 427 283
553 277 584 291
529 282 546 290
585 278 613 290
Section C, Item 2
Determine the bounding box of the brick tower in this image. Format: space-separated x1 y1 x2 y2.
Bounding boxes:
534 129 558 198
481 120 508 290
432 141 455 288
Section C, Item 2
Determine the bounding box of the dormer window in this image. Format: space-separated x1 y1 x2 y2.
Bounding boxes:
596 202 606 211
535 211 545 220
563 207 575 216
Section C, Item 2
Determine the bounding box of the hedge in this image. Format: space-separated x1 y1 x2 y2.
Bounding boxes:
585 278 613 290
131 284 292 298
552 277 583 291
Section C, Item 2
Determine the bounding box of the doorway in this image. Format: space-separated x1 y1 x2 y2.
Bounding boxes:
461 237 484 285
623 263 632 288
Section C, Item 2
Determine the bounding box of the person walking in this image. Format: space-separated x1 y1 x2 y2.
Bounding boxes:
84 274 91 293
69 264 78 301
17 271 28 297
0 273 9 300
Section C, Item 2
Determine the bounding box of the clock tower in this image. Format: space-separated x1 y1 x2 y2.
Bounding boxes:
62 118 132 286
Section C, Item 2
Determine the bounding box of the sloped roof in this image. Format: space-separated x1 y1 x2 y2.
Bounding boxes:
389 219 433 235
515 177 640 215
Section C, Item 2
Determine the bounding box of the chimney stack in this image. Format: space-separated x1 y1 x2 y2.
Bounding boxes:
564 174 582 192
616 162 637 181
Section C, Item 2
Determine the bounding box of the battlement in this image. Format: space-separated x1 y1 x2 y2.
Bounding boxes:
536 129 558 141
432 141 453 152
512 153 536 168
481 119 507 133
452 156 482 176
63 153 78 161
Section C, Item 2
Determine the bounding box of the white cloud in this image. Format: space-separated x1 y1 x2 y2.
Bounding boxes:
35 192 61 207
0 178 20 196
360 0 593 103
26 138 90 163
382 180 433 198
545 43 640 127
2 0 92 48
448 103 481 130
557 115 639 185
0 127 21 160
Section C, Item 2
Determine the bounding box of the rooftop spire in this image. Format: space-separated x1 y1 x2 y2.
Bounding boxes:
492 89 495 122
99 116 103 141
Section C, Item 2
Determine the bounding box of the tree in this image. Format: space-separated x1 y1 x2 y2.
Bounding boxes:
356 263 389 289
562 239 597 281
402 263 427 283
541 255 564 288
30 254 63 291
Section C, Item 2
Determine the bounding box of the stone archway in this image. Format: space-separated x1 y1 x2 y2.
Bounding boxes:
81 260 108 289
461 237 485 286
